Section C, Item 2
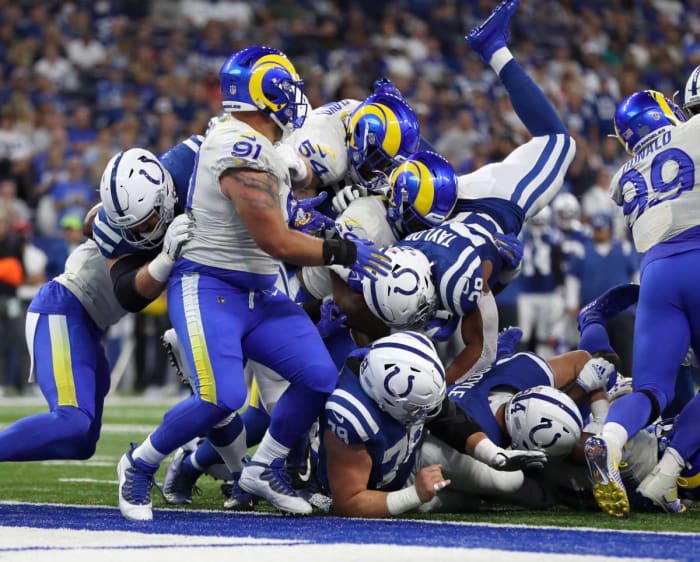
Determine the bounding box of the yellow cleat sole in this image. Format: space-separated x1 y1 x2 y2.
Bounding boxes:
592 482 630 518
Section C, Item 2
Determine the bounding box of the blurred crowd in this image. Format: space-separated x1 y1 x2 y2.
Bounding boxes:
0 0 698 394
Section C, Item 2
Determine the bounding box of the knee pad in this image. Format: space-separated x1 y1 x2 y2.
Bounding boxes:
54 406 93 437
639 389 662 425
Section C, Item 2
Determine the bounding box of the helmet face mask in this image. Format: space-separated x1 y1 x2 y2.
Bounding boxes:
220 46 308 136
346 92 420 189
614 90 686 154
359 331 446 426
504 385 583 458
388 151 458 233
100 148 176 250
681 65 700 117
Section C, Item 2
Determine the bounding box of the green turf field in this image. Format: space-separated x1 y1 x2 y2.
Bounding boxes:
1 399 698 533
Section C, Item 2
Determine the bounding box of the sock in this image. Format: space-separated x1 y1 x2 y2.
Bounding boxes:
241 404 271 447
489 46 513 74
209 413 248 474
252 432 290 465
267 382 328 448
578 323 615 355
498 56 567 135
657 447 685 477
192 439 224 470
132 435 167 466
185 452 204 475
601 422 629 460
604 392 653 447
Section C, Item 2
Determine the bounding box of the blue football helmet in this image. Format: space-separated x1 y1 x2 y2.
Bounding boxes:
220 46 307 135
613 90 686 154
387 151 458 233
346 92 420 189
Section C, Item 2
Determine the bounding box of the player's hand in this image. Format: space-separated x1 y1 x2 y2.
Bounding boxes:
491 449 547 472
162 213 195 261
332 185 368 214
276 143 309 183
576 357 616 393
316 298 347 339
350 238 392 281
414 464 451 502
492 231 523 271
423 310 459 342
288 192 336 235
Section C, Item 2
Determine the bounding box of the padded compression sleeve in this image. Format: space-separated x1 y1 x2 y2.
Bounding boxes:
110 254 157 312
427 397 485 452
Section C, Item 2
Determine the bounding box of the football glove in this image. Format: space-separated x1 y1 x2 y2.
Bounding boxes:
576 357 616 393
332 185 368 214
492 231 523 271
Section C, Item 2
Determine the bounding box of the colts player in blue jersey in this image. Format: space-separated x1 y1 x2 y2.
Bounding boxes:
584 88 700 518
357 0 575 386
319 331 547 517
0 138 199 464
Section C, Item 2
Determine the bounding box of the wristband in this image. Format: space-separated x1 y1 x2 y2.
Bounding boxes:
322 239 357 266
473 438 502 467
147 253 175 283
386 484 422 515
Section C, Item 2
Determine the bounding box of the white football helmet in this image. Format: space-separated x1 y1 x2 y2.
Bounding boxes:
100 148 176 249
361 246 437 329
359 331 446 425
551 192 580 231
682 65 700 116
504 385 583 458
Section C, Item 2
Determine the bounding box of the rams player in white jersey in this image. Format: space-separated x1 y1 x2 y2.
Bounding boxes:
584 76 700 517
116 46 391 520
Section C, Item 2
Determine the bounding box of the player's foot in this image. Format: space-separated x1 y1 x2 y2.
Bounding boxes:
162 448 201 505
584 435 630 518
577 283 640 332
496 326 523 358
117 446 159 521
239 458 313 515
162 328 192 385
636 466 686 513
466 0 520 63
223 479 257 511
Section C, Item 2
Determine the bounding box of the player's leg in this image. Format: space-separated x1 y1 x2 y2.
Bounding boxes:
118 273 246 521
0 289 106 461
240 291 338 514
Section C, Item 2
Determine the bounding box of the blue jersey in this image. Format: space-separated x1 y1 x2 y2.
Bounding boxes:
317 359 424 492
447 352 554 447
519 228 563 293
397 221 501 317
92 135 202 259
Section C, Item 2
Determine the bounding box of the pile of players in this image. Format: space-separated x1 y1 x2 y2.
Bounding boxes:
2 0 700 521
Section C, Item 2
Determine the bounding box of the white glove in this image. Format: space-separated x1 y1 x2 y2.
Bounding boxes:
332 184 368 214
576 357 616 393
473 438 547 471
147 213 195 283
276 143 308 183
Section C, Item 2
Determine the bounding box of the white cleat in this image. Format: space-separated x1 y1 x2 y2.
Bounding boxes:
117 448 158 521
637 467 686 513
584 435 630 518
239 459 312 515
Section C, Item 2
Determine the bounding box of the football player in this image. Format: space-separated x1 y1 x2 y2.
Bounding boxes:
116 46 391 521
583 88 700 518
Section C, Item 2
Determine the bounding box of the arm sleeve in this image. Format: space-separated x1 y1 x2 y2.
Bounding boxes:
427 397 485 452
110 254 158 313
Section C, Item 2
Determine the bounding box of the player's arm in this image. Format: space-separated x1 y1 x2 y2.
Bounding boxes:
220 168 382 271
445 308 484 386
324 429 446 518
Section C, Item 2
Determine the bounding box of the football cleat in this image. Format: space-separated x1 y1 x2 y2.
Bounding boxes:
496 326 523 358
584 435 630 518
117 445 159 521
636 466 686 513
223 479 257 511
162 448 201 505
577 283 640 333
162 328 193 387
466 0 520 63
239 458 312 515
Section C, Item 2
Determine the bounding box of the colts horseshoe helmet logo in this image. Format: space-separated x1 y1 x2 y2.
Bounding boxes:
383 364 415 398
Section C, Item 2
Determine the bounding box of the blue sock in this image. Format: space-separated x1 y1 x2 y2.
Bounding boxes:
268 383 328 448
0 406 96 461
578 323 615 355
241 404 270 447
605 392 653 437
669 392 700 461
287 431 310 469
499 59 566 135
192 439 225 470
150 394 231 454
208 413 244 447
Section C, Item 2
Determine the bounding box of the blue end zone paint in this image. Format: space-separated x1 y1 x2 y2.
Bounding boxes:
2 503 699 560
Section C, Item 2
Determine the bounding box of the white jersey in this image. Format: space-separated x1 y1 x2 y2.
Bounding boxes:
301 195 399 299
183 114 291 276
287 99 360 189
55 240 128 331
610 115 700 253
